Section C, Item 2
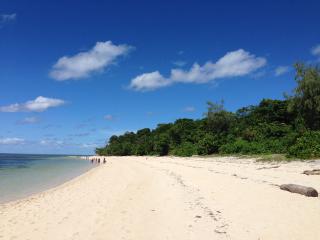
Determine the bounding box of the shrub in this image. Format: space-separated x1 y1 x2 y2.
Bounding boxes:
288 131 320 159
219 139 267 154
154 134 170 156
172 142 197 157
197 134 220 155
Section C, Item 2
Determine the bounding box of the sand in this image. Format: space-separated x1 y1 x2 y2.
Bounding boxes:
1 156 320 240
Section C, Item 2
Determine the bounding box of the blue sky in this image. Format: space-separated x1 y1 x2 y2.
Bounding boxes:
1 0 320 154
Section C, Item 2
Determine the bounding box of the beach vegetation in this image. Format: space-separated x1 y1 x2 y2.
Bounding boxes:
96 63 320 160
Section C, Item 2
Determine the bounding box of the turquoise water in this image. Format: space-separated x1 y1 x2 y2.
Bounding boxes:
0 153 93 203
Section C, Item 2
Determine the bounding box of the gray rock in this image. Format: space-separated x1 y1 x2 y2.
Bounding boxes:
280 184 318 197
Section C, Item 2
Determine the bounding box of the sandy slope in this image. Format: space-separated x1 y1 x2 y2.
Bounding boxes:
1 156 320 240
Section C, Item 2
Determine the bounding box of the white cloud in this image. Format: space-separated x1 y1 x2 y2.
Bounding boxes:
130 71 171 91
183 106 196 112
130 49 266 91
50 41 132 81
0 96 65 112
0 137 25 145
18 116 40 124
311 44 320 57
275 66 290 76
171 49 266 83
104 114 114 121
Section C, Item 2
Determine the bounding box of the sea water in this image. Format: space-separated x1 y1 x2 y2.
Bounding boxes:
0 153 93 203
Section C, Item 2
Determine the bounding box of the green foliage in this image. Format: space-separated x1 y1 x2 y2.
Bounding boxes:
169 119 198 146
219 139 267 154
171 142 197 157
154 133 170 156
288 63 320 129
252 99 294 124
288 131 320 159
196 134 219 155
134 128 153 155
95 64 320 160
95 147 107 156
205 101 236 134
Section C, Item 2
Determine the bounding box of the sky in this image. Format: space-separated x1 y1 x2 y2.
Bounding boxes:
1 0 320 154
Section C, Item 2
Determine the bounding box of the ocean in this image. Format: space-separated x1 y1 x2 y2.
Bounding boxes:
0 153 94 203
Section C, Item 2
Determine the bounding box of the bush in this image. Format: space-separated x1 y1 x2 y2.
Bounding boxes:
197 134 220 155
288 131 320 159
154 134 170 156
219 139 267 154
262 139 287 154
96 65 320 160
171 142 197 157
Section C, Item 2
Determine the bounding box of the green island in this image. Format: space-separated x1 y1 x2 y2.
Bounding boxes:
96 63 320 160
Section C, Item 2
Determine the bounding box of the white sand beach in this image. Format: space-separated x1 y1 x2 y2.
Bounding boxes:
1 156 320 240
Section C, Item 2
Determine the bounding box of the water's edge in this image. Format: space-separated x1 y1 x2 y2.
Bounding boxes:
0 165 98 205
0 154 94 204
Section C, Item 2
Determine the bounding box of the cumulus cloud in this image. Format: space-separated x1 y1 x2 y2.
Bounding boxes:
0 137 25 145
183 106 196 112
171 49 266 83
18 116 40 124
275 66 291 76
0 96 65 112
130 49 266 91
130 71 172 91
50 41 132 81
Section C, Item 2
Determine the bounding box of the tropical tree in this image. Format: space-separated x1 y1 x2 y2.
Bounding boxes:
288 63 320 130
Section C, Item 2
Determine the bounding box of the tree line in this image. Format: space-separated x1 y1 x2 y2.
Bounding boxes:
96 63 320 159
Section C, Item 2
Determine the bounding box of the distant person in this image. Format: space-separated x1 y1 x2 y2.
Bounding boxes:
103 158 106 164
98 158 100 164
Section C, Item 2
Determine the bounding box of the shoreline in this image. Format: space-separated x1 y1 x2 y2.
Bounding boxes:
0 155 106 205
0 164 100 207
1 156 320 239
0 164 99 206
0 155 97 204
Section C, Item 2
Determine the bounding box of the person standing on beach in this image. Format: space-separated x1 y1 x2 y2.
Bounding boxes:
103 158 106 164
